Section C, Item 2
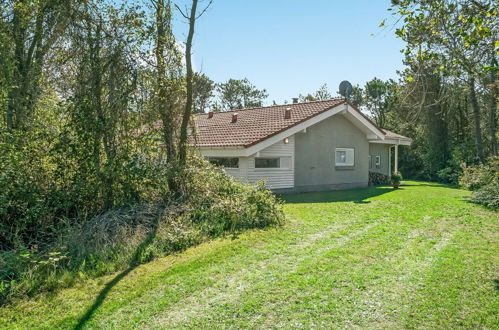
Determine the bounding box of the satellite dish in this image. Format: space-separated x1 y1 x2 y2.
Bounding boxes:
339 80 353 100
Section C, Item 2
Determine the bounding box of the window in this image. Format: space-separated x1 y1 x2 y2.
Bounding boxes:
255 157 280 168
375 155 381 167
208 157 239 168
335 148 354 166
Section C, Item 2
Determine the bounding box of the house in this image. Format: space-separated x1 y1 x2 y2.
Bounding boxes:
192 98 412 192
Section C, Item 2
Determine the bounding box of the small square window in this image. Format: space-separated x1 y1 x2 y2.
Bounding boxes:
335 148 354 166
375 155 381 167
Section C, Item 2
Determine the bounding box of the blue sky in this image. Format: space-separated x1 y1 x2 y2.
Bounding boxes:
173 0 405 104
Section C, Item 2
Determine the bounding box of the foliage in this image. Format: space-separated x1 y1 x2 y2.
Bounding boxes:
193 73 215 113
0 158 284 304
0 0 283 306
390 171 403 184
299 83 333 102
469 182 499 209
459 157 498 208
390 0 498 164
369 171 389 185
458 157 498 191
1 182 497 329
215 78 268 110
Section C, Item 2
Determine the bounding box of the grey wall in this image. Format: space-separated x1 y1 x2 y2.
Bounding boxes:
294 114 369 191
369 143 391 176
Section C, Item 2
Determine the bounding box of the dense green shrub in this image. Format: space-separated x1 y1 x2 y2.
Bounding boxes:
469 183 499 209
459 158 498 191
458 158 498 209
390 172 403 184
368 171 389 185
0 157 284 304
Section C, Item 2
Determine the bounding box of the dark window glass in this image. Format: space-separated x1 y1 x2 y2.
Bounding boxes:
255 157 280 168
208 157 239 168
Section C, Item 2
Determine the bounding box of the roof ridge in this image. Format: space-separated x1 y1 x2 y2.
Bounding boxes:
195 97 346 116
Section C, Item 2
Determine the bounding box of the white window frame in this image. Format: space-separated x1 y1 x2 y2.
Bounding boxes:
335 148 355 167
375 155 381 167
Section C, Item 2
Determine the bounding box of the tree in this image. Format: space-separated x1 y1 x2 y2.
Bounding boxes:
215 78 268 110
177 0 213 165
299 83 333 102
363 78 398 128
65 2 144 209
391 0 498 162
193 73 215 113
3 0 72 131
151 0 183 167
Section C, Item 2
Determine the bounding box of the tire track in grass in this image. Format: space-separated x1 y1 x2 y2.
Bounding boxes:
142 218 381 328
88 205 382 328
152 213 434 329
253 215 447 329
397 216 498 329
357 226 457 328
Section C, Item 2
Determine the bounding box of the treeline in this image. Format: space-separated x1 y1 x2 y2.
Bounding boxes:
296 1 498 184
0 0 282 303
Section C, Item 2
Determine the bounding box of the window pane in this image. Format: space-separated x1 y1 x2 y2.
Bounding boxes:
208 157 239 168
255 158 280 168
335 148 354 166
336 151 347 163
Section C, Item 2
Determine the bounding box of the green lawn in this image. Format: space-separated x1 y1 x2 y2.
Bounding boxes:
1 181 497 329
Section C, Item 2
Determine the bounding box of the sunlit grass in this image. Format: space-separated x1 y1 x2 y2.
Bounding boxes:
1 181 497 329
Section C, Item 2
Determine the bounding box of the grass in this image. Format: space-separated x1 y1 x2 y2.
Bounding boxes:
0 181 497 329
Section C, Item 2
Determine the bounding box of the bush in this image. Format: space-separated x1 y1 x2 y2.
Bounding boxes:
0 157 284 304
469 182 499 209
390 172 403 184
459 158 498 191
437 166 461 185
458 157 498 209
369 171 389 185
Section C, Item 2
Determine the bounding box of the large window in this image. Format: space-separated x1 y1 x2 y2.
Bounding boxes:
208 157 239 168
255 157 280 168
335 148 355 166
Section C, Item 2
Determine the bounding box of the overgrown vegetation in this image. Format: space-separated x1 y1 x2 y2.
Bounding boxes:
1 182 497 328
459 157 498 208
368 171 389 185
0 159 283 304
0 0 282 305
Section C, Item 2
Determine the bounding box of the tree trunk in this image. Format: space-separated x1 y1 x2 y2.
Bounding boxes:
178 0 199 166
488 69 497 156
469 77 485 163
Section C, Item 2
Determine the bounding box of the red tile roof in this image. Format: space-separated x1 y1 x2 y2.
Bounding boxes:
191 98 410 147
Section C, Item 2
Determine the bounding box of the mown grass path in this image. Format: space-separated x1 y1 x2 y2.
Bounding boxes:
1 181 497 329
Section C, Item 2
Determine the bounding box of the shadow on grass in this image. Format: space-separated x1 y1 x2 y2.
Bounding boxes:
73 218 160 330
281 185 395 204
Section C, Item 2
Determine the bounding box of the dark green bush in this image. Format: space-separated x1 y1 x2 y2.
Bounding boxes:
0 157 284 304
390 171 403 184
458 157 498 209
459 158 498 191
369 171 389 185
469 182 499 209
